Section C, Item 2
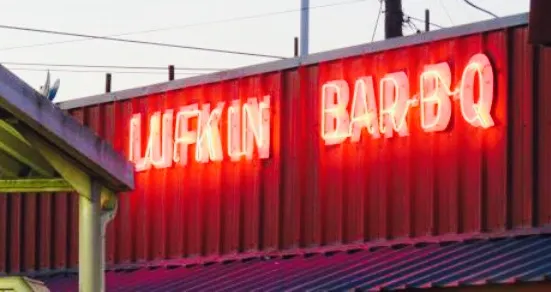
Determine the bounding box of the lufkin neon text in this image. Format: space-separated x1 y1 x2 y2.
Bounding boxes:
321 53 495 145
129 96 271 172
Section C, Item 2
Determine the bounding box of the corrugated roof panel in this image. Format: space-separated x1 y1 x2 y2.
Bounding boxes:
39 234 551 291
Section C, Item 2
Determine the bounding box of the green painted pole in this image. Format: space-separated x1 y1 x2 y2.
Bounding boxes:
100 196 117 291
79 181 102 292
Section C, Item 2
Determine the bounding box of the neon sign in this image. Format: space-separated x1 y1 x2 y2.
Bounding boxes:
128 53 495 172
321 53 495 145
129 96 271 172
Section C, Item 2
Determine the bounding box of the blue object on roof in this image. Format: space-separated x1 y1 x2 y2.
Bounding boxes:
39 234 551 291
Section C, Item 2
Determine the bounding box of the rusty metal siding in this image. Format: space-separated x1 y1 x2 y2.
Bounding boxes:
4 24 551 275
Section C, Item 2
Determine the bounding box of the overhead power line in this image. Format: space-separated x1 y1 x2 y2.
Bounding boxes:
0 61 225 71
404 17 421 34
405 14 444 29
0 24 287 59
371 0 383 42
6 67 203 75
439 0 454 25
463 0 498 19
0 0 367 52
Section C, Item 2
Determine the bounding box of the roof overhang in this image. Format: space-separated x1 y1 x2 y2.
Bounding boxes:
0 65 134 192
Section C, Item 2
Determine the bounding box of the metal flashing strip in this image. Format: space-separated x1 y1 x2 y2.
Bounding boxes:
41 230 551 291
0 65 134 191
58 12 528 110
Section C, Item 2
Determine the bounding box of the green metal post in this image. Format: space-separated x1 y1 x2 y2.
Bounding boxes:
15 123 121 292
100 203 117 290
79 180 102 292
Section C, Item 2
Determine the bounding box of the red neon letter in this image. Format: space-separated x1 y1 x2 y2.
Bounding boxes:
458 53 495 128
379 72 410 138
243 96 270 159
173 104 199 166
196 102 224 163
419 63 452 132
349 76 380 141
228 96 271 161
129 113 150 171
152 110 174 168
129 111 173 172
321 80 350 145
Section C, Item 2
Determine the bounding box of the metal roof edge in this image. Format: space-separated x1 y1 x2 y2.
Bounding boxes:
58 12 528 110
24 226 551 279
113 225 551 271
0 65 134 191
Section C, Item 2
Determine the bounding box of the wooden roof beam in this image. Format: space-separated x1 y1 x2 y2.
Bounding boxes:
0 178 73 193
0 121 56 177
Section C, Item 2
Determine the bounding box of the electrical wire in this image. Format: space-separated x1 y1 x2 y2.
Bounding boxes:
403 16 421 34
463 0 498 18
0 24 287 59
405 14 444 29
439 0 454 25
0 0 367 52
0 61 224 71
371 0 384 42
6 67 202 75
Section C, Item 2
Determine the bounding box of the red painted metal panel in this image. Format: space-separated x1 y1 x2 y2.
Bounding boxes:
21 195 36 272
433 39 459 236
410 42 434 237
483 30 508 232
37 194 52 271
52 194 68 270
537 46 551 225
510 27 534 228
9 194 22 273
7 24 551 275
280 69 302 249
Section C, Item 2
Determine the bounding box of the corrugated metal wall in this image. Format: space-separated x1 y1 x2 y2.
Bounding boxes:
2 25 550 274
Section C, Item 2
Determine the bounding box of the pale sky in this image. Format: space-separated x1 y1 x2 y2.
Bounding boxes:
0 0 529 102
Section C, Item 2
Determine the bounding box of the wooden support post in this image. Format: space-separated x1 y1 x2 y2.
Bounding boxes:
17 125 116 292
425 9 430 32
105 73 112 93
168 65 175 81
0 178 73 193
79 180 102 292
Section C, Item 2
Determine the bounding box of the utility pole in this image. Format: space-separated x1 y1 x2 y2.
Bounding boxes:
384 0 403 39
168 65 175 81
105 73 112 93
300 0 309 56
425 9 430 32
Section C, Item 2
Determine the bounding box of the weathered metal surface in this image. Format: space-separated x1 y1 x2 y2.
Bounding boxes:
3 18 551 275
40 233 551 292
0 179 73 193
0 66 134 191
